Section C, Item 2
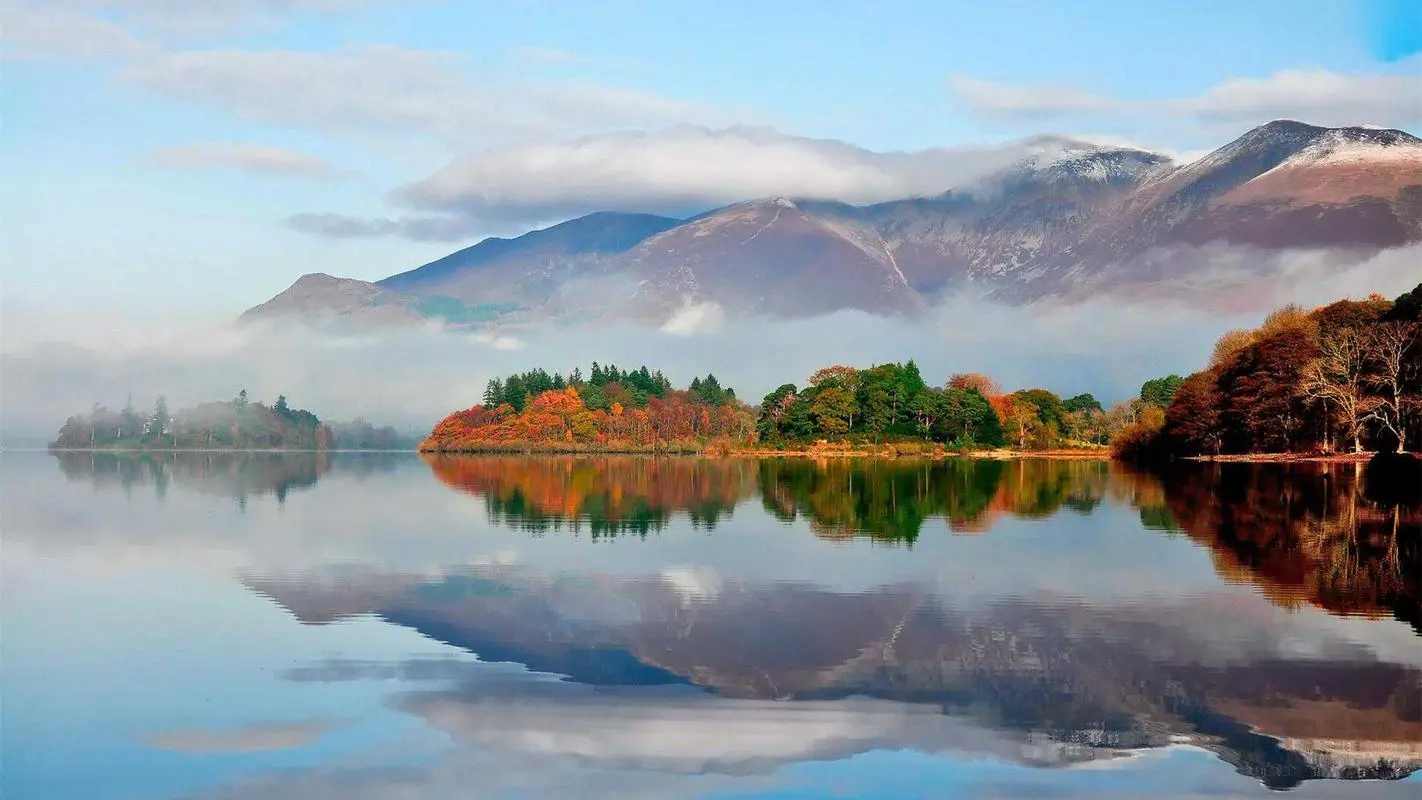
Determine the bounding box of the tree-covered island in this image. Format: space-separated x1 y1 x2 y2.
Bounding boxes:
50 390 417 451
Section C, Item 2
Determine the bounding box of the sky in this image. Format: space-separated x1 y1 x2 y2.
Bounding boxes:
2 0 1420 316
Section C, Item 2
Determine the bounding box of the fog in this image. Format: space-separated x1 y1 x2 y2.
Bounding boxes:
3 244 1417 442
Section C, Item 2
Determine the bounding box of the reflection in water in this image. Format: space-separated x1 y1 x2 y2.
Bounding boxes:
1162 462 1422 633
759 458 1123 541
18 451 1422 796
241 456 1422 790
425 455 757 537
52 450 402 506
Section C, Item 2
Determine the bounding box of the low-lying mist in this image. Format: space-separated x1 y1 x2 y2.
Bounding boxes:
3 244 1417 442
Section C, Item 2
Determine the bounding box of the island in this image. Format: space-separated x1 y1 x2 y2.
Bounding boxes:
50 390 419 451
419 361 1172 457
422 282 1420 463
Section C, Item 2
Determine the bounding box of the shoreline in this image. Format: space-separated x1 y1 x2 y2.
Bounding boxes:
1182 452 1384 464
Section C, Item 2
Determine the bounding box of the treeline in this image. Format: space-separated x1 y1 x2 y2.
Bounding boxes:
52 390 332 450
425 364 753 452
426 358 1189 454
52 391 417 451
328 418 422 450
481 363 735 413
1117 283 1422 460
754 362 1181 451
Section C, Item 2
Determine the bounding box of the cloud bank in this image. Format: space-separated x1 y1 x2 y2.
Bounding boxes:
950 61 1422 130
385 126 1134 228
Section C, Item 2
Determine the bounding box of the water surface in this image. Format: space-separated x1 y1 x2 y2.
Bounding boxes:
3 451 1420 799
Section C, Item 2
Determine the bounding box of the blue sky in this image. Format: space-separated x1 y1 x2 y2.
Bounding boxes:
2 0 1419 314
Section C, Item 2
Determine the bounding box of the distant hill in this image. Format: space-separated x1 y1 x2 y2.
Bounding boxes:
243 121 1422 326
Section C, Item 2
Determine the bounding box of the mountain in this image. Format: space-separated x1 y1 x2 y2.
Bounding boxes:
243 121 1422 326
378 211 680 306
239 273 426 326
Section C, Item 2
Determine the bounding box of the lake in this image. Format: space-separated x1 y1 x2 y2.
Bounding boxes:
3 451 1419 799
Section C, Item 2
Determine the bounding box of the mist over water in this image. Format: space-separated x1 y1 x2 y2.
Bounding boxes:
2 244 1418 441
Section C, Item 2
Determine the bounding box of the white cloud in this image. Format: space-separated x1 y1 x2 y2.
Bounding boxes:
284 212 475 241
661 299 725 337
951 64 1422 130
395 126 1113 225
1168 68 1422 127
120 45 489 136
0 5 154 61
2 0 433 38
948 76 1121 116
149 143 346 180
114 44 731 147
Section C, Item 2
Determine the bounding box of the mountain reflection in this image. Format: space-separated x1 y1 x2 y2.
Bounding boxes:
52 450 401 505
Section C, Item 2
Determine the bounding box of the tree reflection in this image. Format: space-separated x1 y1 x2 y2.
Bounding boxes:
757 459 1114 542
51 450 401 505
424 456 758 537
1144 462 1422 633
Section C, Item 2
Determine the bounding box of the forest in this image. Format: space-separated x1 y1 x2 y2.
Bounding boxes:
50 391 414 451
1116 283 1422 461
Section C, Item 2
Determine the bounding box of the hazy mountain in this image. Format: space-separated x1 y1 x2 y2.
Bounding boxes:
243 121 1422 325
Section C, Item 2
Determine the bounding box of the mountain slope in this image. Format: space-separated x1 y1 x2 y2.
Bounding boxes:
621 197 924 317
378 211 679 306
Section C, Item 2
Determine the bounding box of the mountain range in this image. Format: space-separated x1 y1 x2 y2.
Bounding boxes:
242 120 1422 326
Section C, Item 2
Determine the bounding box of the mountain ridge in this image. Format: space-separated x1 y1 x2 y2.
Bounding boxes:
243 120 1422 326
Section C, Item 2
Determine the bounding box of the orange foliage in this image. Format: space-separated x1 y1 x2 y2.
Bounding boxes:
422 386 752 452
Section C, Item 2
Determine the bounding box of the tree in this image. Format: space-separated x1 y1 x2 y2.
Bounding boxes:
483 378 504 407
150 396 171 442
1164 372 1223 456
1210 329 1256 368
947 373 1000 397
234 389 249 410
1063 393 1103 414
809 386 855 435
1299 326 1375 452
274 394 291 420
756 384 799 441
1363 321 1422 453
1003 397 1042 449
1140 375 1184 409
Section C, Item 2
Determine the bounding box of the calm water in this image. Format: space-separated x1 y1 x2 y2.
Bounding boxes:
3 452 1420 799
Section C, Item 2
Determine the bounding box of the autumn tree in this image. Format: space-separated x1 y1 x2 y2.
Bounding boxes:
1163 372 1223 456
1363 320 1422 453
947 373 1001 397
1299 326 1376 452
